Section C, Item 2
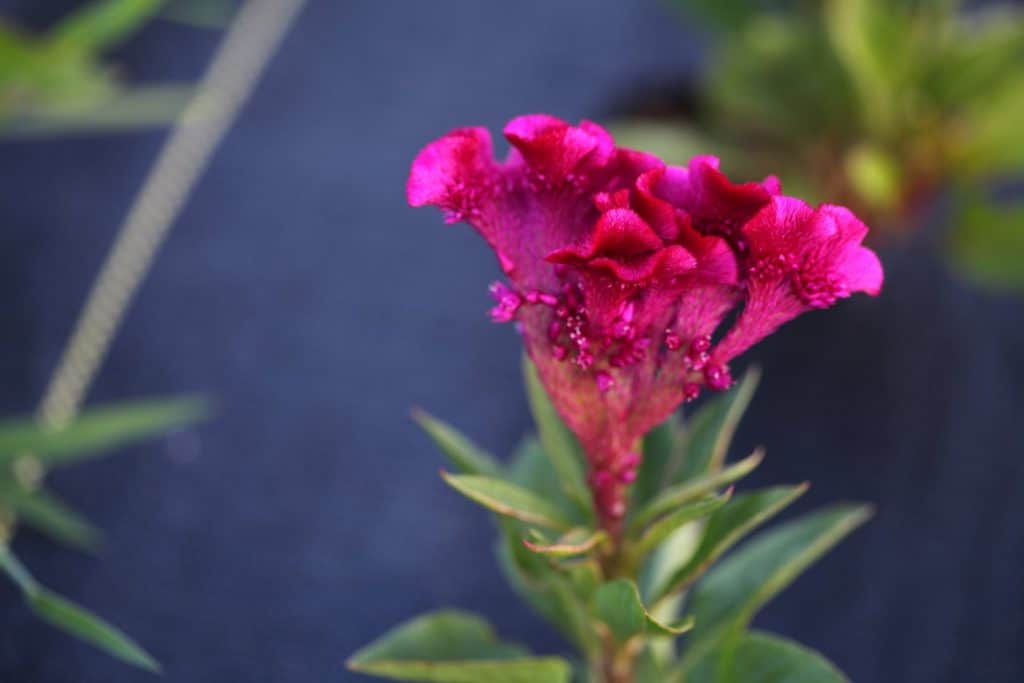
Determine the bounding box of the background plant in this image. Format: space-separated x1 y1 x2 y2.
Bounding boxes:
0 397 207 671
613 0 1024 290
348 364 869 683
0 0 232 138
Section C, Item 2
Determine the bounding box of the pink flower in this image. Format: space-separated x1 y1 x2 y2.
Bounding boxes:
408 115 882 534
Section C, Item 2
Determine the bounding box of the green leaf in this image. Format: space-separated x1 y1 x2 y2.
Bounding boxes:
592 579 694 644
495 536 599 655
652 484 808 602
507 437 583 524
681 505 872 672
441 473 574 531
49 0 164 52
0 396 209 466
0 546 160 672
628 491 731 567
632 417 682 512
29 590 161 673
686 630 848 683
522 359 592 521
523 528 607 557
630 448 763 533
0 480 100 551
413 410 503 478
671 367 760 484
347 610 571 683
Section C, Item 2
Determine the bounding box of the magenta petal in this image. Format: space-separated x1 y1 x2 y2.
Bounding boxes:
406 127 495 214
590 208 665 256
504 114 604 180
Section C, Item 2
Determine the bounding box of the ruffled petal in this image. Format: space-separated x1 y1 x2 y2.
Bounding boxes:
406 127 498 223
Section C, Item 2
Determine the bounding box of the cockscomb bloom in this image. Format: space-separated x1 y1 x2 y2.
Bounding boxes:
408 115 883 536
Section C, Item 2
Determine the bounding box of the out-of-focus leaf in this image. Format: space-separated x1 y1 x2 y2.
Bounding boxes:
956 74 1024 177
29 590 161 673
0 84 193 139
0 546 160 672
49 0 165 52
680 505 872 672
709 16 856 141
347 610 571 683
652 484 808 602
592 579 693 643
412 409 503 478
686 630 848 683
947 196 1024 290
845 143 902 210
441 472 574 531
522 358 592 521
607 120 716 166
669 367 760 484
0 396 208 466
0 480 100 551
824 0 914 135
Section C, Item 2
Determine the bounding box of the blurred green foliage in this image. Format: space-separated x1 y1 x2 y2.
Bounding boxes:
0 0 217 138
0 397 209 670
614 0 1024 290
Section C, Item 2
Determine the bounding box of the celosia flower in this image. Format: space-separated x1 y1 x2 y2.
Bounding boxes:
408 115 882 534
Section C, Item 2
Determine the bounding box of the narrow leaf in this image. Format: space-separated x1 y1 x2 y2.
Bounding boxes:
671 367 760 483
629 491 731 566
653 484 808 602
522 358 592 520
29 590 161 672
49 0 164 51
413 410 503 478
0 547 159 672
441 473 573 531
347 610 571 683
630 448 763 533
681 505 872 672
0 480 100 551
0 396 208 466
632 417 682 512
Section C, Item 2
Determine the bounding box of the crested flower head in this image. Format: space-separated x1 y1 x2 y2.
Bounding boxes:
408 115 883 533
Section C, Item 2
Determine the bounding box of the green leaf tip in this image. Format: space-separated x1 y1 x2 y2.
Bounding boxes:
521 357 593 521
412 409 503 478
440 472 574 531
0 546 160 673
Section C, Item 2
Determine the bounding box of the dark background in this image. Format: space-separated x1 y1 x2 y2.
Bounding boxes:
0 1 1022 681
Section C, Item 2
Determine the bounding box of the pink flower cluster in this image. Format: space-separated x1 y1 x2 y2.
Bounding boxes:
408 115 882 534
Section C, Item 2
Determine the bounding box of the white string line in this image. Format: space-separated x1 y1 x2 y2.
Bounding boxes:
37 0 307 427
